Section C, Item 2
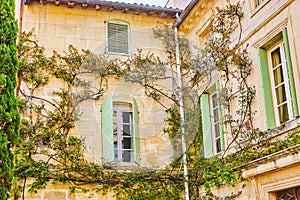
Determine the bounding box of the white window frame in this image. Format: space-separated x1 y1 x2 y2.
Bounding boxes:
209 90 222 154
113 106 134 163
267 41 293 125
105 20 130 55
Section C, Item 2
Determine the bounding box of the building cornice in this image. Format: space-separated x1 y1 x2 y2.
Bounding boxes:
24 0 182 18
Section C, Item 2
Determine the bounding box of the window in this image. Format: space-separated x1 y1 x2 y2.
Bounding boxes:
101 96 140 165
200 81 224 158
267 42 293 125
106 20 130 55
258 29 299 129
275 186 300 200
113 108 133 162
255 0 266 7
210 91 222 154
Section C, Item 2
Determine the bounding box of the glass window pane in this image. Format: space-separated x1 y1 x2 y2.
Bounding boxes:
122 150 132 162
271 47 282 68
122 138 132 149
275 85 287 104
213 109 219 122
113 123 118 135
212 93 218 107
123 112 132 123
123 124 131 136
273 66 284 86
214 124 220 137
278 103 289 124
114 149 118 160
216 138 222 153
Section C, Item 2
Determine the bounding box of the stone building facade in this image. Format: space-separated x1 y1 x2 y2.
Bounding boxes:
16 0 300 199
17 0 181 199
177 0 300 199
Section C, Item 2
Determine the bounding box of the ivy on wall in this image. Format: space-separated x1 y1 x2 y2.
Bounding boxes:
13 1 300 200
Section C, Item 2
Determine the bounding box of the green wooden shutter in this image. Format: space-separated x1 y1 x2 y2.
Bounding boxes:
106 20 129 55
282 28 299 117
132 97 140 165
200 93 214 158
258 48 276 130
132 97 140 164
101 95 114 163
216 81 225 151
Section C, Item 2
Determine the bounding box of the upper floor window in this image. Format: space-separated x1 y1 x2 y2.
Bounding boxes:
200 81 224 158
267 41 293 124
106 20 130 55
258 28 299 129
210 91 222 154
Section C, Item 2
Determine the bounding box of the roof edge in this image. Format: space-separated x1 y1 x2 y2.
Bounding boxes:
24 0 183 18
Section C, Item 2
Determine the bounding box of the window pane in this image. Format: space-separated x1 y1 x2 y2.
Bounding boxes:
213 109 219 122
275 85 287 105
123 124 131 136
278 103 289 124
122 150 132 162
212 93 218 107
273 66 284 86
123 138 132 149
271 48 282 68
214 124 220 137
216 138 222 153
123 112 132 123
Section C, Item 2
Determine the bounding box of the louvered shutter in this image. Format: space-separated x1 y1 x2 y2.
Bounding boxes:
200 93 214 158
258 48 276 129
132 97 140 165
101 95 114 163
282 28 299 118
107 22 129 54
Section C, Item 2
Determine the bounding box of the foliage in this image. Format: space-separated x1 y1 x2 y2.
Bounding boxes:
153 25 191 70
0 0 20 199
14 1 300 200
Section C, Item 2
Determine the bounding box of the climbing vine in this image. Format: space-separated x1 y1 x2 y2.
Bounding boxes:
14 1 300 200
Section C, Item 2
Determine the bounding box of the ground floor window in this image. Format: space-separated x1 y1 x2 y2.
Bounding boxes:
275 186 300 200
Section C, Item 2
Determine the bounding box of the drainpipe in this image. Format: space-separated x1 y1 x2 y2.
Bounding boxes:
174 12 189 200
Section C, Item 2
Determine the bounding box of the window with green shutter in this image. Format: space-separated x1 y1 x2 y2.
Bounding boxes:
106 20 130 55
200 81 224 158
101 96 140 165
258 28 298 129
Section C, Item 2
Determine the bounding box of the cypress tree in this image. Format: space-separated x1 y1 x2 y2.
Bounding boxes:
0 0 20 198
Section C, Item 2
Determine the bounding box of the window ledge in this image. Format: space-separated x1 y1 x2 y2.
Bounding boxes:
240 143 300 178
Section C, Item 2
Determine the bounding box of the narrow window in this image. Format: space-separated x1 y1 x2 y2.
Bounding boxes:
210 91 222 154
113 109 134 163
267 41 293 125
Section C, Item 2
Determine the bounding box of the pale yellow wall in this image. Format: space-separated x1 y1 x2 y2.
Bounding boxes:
179 0 300 199
20 3 177 168
180 0 300 132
